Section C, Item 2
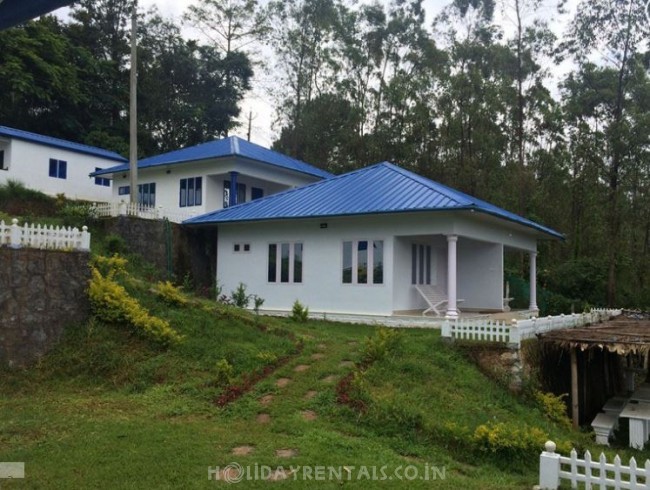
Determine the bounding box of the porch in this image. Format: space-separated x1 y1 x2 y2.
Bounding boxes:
391 233 539 318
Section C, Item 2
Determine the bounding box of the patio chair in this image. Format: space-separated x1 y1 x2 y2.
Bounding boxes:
414 285 462 317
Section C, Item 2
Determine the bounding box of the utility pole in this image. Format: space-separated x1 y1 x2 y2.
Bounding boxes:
247 111 253 142
129 0 138 205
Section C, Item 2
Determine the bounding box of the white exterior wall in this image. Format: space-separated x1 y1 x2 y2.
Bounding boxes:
0 138 118 201
216 211 538 316
109 157 321 216
457 240 503 310
217 217 395 315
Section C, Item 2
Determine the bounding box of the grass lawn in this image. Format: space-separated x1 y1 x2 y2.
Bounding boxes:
1 251 649 488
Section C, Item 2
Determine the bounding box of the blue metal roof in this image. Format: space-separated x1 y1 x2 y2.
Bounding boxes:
0 0 74 30
185 161 563 239
91 136 333 179
0 126 128 162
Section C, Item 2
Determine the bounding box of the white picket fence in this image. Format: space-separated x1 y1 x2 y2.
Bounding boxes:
93 201 197 224
539 441 650 489
441 309 622 347
0 219 90 251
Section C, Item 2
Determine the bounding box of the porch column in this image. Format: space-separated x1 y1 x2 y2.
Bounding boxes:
529 251 539 313
446 235 459 319
229 171 239 207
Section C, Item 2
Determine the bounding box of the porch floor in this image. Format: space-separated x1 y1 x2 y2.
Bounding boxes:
258 309 536 329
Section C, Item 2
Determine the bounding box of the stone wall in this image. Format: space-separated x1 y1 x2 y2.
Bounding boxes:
0 248 90 367
103 217 217 293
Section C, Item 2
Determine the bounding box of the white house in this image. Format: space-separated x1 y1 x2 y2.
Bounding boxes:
185 162 563 317
0 126 126 201
91 136 332 221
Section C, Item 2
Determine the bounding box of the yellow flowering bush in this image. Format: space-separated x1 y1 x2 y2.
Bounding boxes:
153 281 188 307
91 254 128 278
535 391 572 429
88 263 183 346
473 422 549 457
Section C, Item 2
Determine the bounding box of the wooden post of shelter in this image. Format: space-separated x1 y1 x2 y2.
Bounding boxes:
571 347 579 429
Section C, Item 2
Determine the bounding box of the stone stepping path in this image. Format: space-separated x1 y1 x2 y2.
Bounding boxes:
310 353 325 361
339 360 355 368
316 343 327 351
259 394 274 406
321 375 337 384
267 469 291 481
256 413 271 424
304 390 318 400
276 378 292 388
232 445 255 456
293 364 310 372
276 448 298 458
301 410 317 421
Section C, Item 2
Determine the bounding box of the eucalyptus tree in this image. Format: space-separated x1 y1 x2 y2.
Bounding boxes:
561 0 649 305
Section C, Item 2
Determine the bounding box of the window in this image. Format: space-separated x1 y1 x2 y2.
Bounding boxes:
138 183 156 206
342 240 384 285
411 244 432 285
223 180 246 208
233 243 250 253
118 186 130 195
0 150 6 170
180 177 202 207
94 168 110 187
49 159 67 179
268 242 303 283
252 187 264 200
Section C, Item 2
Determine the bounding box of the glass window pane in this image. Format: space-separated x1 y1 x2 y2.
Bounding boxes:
49 159 56 177
60 161 67 179
419 245 424 284
150 183 156 206
238 183 246 204
195 177 202 205
358 241 368 284
294 243 303 283
373 240 383 284
411 244 417 284
180 179 187 207
342 241 352 283
268 244 277 282
188 178 195 206
281 243 290 283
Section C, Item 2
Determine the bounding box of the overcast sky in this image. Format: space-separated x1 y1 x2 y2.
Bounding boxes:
56 0 576 148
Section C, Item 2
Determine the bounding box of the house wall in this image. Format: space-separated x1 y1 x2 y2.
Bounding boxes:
217 217 395 315
0 138 118 201
215 212 538 316
457 240 503 310
110 157 321 216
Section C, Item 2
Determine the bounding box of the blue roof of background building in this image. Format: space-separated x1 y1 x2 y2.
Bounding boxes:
91 136 332 179
185 161 563 239
0 126 127 162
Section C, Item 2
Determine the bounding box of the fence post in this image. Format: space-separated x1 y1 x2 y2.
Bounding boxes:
539 441 560 490
118 200 127 216
441 320 451 339
80 226 91 251
509 319 520 348
9 218 21 249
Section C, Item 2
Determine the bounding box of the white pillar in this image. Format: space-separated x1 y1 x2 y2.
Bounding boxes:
529 251 539 313
446 235 458 319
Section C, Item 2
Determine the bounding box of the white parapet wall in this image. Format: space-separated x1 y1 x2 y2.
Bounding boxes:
0 218 90 251
93 201 198 224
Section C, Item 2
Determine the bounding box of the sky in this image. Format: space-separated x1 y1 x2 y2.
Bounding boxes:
55 0 578 149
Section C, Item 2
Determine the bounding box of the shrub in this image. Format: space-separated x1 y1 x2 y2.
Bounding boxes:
231 283 250 308
153 281 188 307
253 295 265 315
255 351 278 365
104 233 127 255
535 391 571 429
214 359 235 386
87 262 183 346
290 300 309 322
472 422 549 460
361 328 402 364
59 202 98 228
91 254 128 278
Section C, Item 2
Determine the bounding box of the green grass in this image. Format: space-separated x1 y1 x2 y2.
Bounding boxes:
1 245 649 488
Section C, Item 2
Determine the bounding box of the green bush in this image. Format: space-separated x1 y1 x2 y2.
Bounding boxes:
104 234 127 255
289 300 309 322
153 281 188 307
0 179 57 216
214 359 235 386
59 202 98 228
361 328 402 364
231 283 250 308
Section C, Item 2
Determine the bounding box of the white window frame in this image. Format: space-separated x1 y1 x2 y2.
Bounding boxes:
267 242 303 284
342 239 384 286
